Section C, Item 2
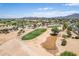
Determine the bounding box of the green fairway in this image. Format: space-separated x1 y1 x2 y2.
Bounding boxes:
22 28 46 40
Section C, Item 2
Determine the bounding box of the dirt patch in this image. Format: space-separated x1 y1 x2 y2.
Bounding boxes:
0 31 18 45
41 35 58 55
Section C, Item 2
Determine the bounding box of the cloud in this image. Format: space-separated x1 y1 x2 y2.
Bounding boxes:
37 7 53 11
65 3 79 6
30 10 79 17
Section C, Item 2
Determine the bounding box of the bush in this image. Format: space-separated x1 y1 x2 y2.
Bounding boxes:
60 51 77 56
72 37 75 39
75 36 79 39
61 39 67 46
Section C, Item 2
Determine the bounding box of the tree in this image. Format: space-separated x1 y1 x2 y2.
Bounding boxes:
67 26 72 31
67 30 72 37
51 26 59 35
76 22 79 28
63 23 68 30
12 22 17 26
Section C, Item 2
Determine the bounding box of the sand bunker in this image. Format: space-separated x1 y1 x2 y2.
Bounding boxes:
41 35 58 55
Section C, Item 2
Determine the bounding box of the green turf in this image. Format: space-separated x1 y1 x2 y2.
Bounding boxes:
22 28 46 40
60 51 77 56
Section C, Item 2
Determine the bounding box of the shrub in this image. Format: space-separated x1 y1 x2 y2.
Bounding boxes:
75 36 79 39
61 39 67 46
67 26 72 31
67 30 72 37
62 34 68 38
60 51 77 56
72 37 75 39
17 29 25 36
63 23 68 30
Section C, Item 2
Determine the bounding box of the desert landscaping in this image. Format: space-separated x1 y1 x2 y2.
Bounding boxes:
0 3 79 56
0 17 79 56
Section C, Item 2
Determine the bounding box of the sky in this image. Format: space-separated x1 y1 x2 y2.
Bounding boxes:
0 3 79 18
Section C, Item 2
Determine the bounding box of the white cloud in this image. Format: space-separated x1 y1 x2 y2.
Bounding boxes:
37 7 53 11
30 10 79 17
65 3 79 6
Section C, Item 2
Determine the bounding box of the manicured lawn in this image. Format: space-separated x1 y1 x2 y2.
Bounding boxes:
22 28 46 40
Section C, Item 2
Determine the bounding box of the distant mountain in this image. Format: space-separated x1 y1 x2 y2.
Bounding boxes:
64 13 79 19
1 13 79 20
16 13 79 20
